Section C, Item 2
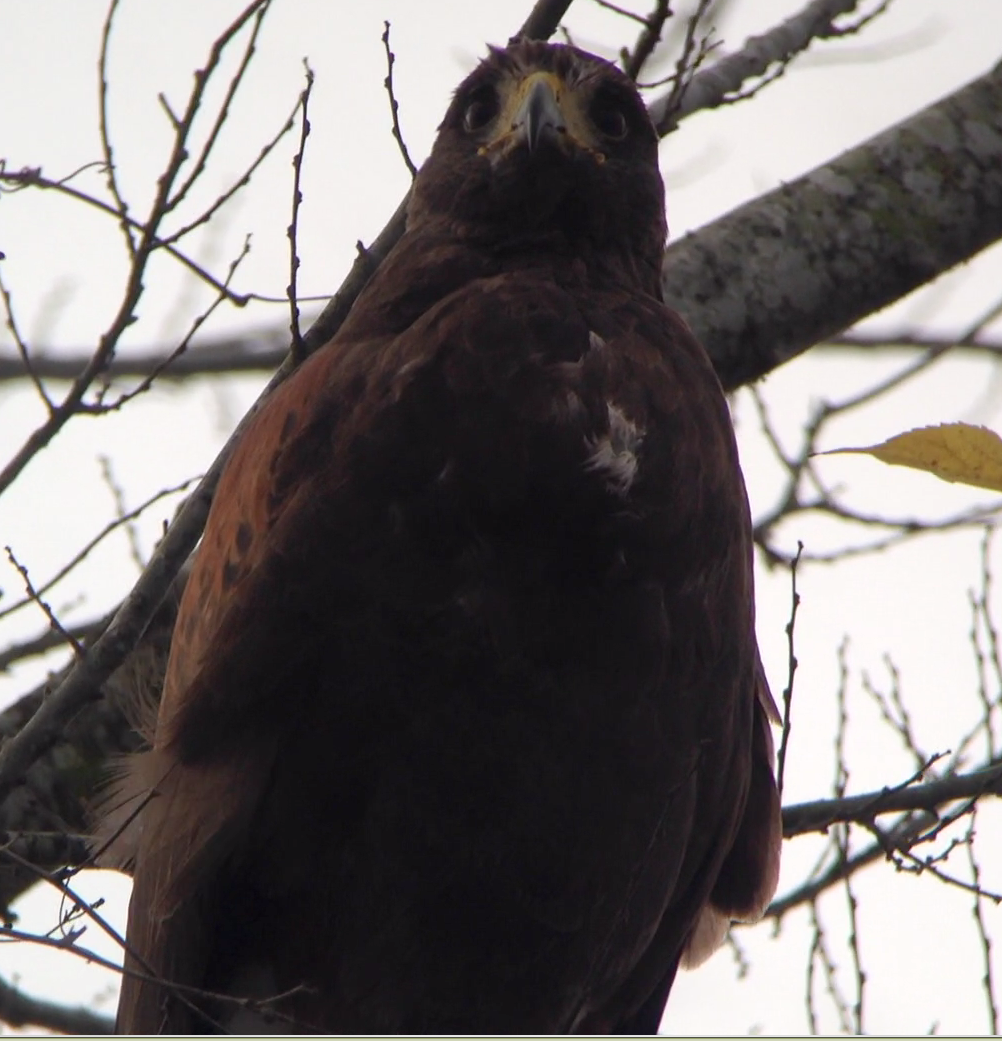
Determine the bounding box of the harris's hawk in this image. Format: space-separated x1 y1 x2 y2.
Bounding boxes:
107 40 781 1034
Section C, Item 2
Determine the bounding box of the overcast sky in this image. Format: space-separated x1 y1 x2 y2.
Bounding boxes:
1 0 1001 1033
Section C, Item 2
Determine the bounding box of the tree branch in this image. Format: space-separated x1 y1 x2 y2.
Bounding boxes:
0 975 113 1035
514 0 577 42
664 56 1002 390
782 758 1002 837
649 0 872 132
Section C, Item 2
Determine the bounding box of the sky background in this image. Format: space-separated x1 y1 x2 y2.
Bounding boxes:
1 0 1002 1033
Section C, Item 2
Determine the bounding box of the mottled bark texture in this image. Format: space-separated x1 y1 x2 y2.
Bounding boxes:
666 57 1002 391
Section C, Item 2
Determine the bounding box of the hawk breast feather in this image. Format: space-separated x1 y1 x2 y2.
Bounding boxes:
102 39 781 1035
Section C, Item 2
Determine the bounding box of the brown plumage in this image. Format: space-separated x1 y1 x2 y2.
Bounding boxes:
105 41 780 1033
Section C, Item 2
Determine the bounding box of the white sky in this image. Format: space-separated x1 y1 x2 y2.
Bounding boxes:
1 0 1002 1033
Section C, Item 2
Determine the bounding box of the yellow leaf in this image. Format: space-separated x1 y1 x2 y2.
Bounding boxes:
820 423 1002 493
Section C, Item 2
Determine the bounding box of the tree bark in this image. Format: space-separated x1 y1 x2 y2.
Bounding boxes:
667 56 1002 390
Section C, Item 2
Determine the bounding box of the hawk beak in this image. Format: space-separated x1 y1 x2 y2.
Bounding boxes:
479 70 602 162
513 74 567 152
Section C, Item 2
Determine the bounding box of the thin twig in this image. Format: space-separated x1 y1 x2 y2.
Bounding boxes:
642 0 714 109
0 2 274 498
288 62 314 365
164 1 274 217
0 477 197 624
381 22 417 180
594 0 648 27
648 0 881 133
0 166 253 306
0 618 107 673
966 808 1000 1033
88 237 254 413
841 829 866 1032
622 0 673 81
763 811 936 920
0 264 52 410
4 548 83 657
97 0 134 257
156 92 301 249
776 541 803 798
98 456 148 572
808 899 853 1032
861 655 929 775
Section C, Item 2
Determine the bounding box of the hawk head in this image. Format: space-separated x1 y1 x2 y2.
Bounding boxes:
408 42 667 282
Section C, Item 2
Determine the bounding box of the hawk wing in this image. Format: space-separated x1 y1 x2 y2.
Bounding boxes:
114 264 779 1032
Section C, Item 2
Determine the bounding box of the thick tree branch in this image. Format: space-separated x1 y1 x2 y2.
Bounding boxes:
664 56 1002 390
0 976 113 1035
515 0 576 42
649 0 871 132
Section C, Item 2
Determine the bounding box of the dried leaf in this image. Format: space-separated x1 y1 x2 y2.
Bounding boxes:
820 423 1002 493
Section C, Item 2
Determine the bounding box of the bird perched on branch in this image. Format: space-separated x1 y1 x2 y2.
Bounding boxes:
105 39 780 1034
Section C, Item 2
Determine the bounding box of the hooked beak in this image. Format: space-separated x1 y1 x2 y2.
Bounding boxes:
513 74 567 152
477 69 605 164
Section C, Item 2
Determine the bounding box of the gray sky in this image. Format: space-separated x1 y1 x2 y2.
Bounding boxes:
1 0 1001 1032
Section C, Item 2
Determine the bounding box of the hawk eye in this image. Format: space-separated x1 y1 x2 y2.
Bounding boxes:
591 96 630 141
463 87 499 133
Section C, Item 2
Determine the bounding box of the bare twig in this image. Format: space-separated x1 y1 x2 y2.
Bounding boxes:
98 0 133 258
967 808 1000 1033
381 23 417 180
805 908 821 1034
4 548 83 657
0 264 52 410
0 2 274 497
640 0 715 111
0 477 197 624
776 541 803 798
807 899 853 1033
0 618 106 673
288 62 314 365
98 456 146 572
842 825 866 1032
90 239 255 414
0 166 253 306
622 0 673 81
649 0 883 133
827 331 1002 354
782 756 1002 836
164 1 274 217
862 655 930 775
764 811 936 919
157 90 302 250
594 0 648 27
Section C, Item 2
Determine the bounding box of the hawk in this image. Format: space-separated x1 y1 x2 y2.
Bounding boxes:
106 40 781 1033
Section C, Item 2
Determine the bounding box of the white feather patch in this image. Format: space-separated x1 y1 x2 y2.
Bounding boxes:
585 403 643 496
